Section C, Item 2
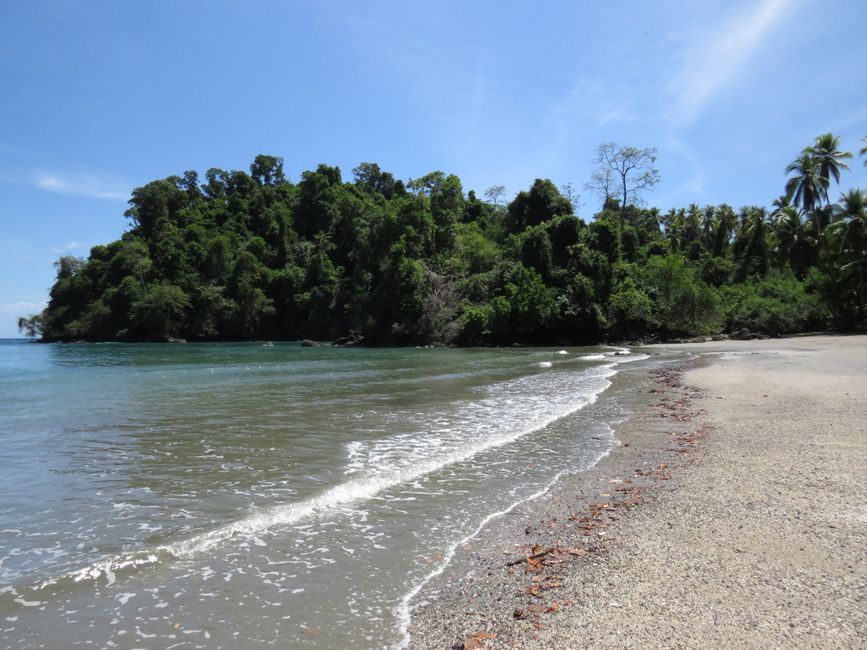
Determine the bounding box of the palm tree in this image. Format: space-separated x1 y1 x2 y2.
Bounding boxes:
808 133 852 202
834 188 866 221
712 204 738 256
785 152 823 231
861 136 867 167
667 207 688 253
684 204 702 245
771 206 814 276
828 189 867 324
734 207 769 281
701 205 716 250
785 152 820 212
771 194 791 215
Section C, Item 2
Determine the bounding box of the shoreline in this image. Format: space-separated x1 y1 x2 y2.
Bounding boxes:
407 335 867 648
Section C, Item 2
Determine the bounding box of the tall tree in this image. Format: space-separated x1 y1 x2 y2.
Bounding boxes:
483 184 506 206
586 143 660 257
771 206 814 276
250 155 286 186
808 133 851 202
785 152 823 231
712 204 738 257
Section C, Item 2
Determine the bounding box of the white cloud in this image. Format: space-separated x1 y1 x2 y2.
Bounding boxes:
51 242 84 254
670 0 800 124
1 301 44 313
34 171 129 200
550 81 639 131
595 107 638 128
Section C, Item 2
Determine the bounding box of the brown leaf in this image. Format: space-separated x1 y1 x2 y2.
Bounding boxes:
464 632 497 649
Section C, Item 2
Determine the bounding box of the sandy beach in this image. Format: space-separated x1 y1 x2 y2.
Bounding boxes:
407 335 867 649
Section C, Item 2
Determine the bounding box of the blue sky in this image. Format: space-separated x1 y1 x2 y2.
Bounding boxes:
2 0 866 337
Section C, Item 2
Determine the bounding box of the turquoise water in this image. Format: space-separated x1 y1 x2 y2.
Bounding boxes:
0 340 653 648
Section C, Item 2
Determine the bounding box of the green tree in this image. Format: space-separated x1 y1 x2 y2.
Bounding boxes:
771 206 815 276
130 283 190 340
641 255 720 336
733 207 769 282
808 133 851 202
250 155 286 186
786 134 851 233
353 162 404 199
489 263 558 340
505 179 572 233
17 314 44 338
785 152 823 225
712 204 738 256
827 189 867 324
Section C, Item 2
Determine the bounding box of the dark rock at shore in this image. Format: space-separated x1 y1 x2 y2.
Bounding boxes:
731 328 769 341
332 333 364 347
300 339 320 347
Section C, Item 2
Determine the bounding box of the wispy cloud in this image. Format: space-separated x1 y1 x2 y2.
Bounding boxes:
538 80 642 176
1 301 45 314
550 81 639 132
51 241 84 254
596 108 638 127
34 171 129 201
670 0 800 125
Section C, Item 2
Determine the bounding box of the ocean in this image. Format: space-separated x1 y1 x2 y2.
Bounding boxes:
0 339 660 648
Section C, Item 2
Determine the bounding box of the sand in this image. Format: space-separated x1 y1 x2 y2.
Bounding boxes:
407 335 867 649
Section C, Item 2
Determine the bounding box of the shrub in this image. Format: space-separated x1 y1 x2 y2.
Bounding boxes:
719 272 829 335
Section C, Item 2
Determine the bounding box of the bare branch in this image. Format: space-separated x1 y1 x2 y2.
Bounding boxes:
585 143 660 209
484 184 506 206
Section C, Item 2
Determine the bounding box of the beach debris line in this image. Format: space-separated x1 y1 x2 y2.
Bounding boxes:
499 361 710 636
416 360 712 646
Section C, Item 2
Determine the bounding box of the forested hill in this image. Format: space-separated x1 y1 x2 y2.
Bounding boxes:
19 136 867 344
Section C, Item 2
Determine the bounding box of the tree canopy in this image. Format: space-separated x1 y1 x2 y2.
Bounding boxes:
19 134 867 344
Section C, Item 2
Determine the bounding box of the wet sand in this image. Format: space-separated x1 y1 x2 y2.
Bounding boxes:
407 335 867 649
